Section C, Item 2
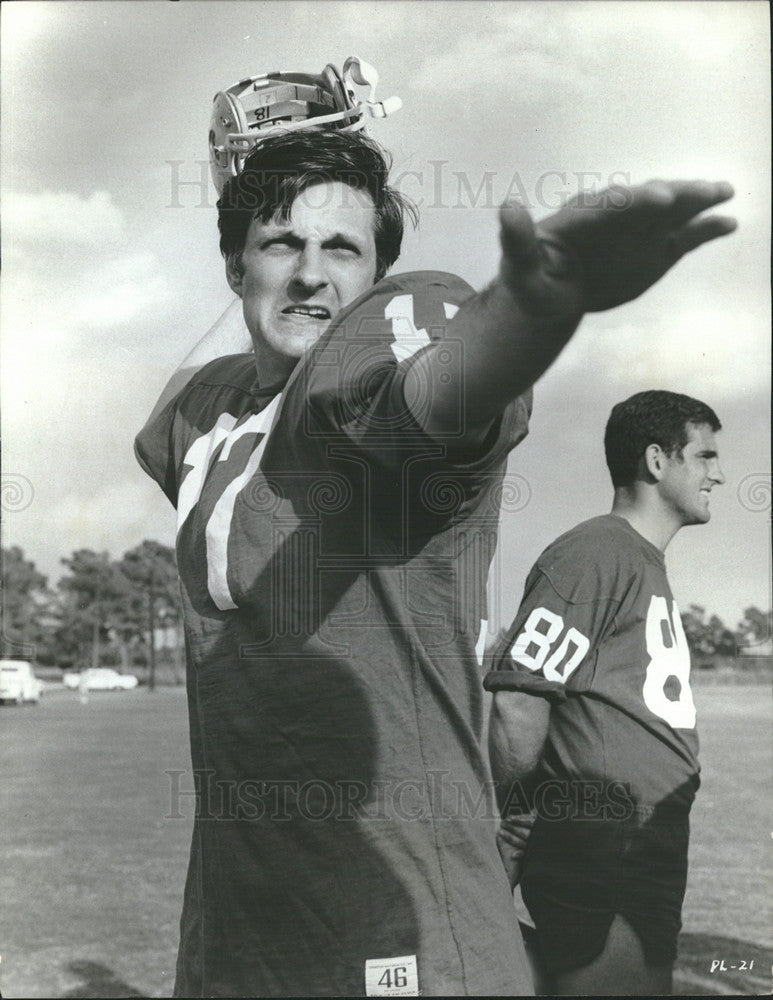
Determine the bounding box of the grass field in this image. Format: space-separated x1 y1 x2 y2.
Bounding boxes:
1 682 770 998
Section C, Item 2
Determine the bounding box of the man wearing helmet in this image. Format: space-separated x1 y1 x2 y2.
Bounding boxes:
136 59 735 997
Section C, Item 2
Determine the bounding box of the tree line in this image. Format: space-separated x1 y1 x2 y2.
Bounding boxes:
1 542 182 688
2 543 771 684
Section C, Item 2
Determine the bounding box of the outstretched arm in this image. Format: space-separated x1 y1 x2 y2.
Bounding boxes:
404 180 736 443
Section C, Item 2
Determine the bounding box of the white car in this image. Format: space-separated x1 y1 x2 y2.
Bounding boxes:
64 667 139 691
0 660 44 704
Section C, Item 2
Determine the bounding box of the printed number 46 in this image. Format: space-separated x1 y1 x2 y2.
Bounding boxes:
378 966 408 989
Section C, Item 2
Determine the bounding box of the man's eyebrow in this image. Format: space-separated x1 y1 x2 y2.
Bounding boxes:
697 449 719 458
254 221 365 245
259 230 302 244
256 229 366 252
321 231 364 249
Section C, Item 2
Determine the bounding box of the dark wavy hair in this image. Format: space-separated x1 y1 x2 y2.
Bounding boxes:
604 390 721 488
217 127 417 282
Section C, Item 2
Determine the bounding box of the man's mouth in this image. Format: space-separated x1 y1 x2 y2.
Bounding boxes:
281 305 331 320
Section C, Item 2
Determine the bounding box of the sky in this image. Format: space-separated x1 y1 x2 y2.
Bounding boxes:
1 0 770 633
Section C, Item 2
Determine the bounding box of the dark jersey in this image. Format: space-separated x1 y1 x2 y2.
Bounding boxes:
485 514 700 814
136 272 534 997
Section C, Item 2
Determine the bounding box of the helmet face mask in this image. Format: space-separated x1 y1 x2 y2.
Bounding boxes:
209 57 401 196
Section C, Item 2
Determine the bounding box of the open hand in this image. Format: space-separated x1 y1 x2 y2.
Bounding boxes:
499 179 736 315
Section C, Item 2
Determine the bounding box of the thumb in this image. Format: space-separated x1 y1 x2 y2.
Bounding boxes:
499 201 541 274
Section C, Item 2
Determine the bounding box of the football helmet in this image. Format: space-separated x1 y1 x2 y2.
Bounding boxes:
209 56 402 195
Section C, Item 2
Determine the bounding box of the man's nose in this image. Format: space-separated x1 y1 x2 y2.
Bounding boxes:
710 461 726 485
291 244 327 292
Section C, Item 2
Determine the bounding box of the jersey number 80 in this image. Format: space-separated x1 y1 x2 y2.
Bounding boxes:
509 596 695 729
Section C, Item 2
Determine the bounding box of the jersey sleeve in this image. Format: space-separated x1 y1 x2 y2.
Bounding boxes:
262 271 532 515
484 531 625 701
134 354 257 507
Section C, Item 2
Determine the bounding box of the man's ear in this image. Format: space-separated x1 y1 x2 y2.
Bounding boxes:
644 443 666 481
225 253 244 296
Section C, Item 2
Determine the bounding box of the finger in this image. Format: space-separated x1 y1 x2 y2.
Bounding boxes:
498 828 525 845
500 833 529 851
499 827 531 844
499 201 541 272
498 824 526 842
668 214 738 258
641 179 735 224
500 821 534 838
501 813 537 829
668 179 735 212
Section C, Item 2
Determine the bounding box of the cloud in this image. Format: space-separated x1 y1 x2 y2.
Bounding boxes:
551 304 771 399
1 2 58 50
73 253 171 327
410 1 761 106
597 1 751 62
51 479 174 564
4 189 125 250
1 189 173 349
1 472 177 586
410 19 589 100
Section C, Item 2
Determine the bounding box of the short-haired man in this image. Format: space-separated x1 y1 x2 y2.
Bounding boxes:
487 390 726 996
136 81 735 992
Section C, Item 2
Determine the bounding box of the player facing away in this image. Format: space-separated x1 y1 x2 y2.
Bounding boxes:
487 390 726 996
135 58 736 997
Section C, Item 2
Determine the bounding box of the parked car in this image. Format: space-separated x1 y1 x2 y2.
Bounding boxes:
0 660 44 704
63 667 139 692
